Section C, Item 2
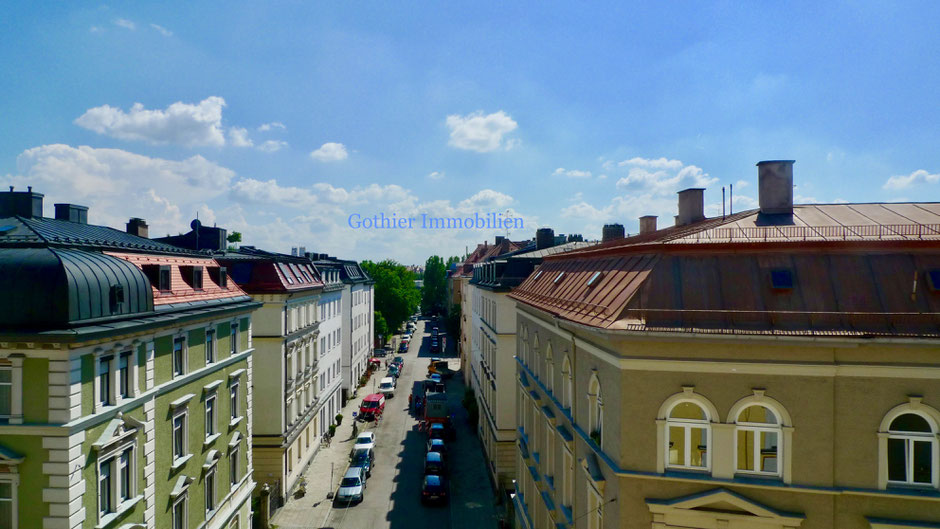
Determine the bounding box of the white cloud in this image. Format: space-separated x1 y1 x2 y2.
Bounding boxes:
458 189 514 210
150 23 172 37
6 144 234 237
445 111 518 153
552 167 592 179
258 140 287 153
227 127 253 148
618 157 684 170
258 122 286 132
883 169 940 190
615 160 717 196
428 171 444 180
310 142 348 162
74 97 227 147
114 18 136 30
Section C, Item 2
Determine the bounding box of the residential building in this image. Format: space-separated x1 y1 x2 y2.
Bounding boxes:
509 161 940 529
469 231 594 494
333 258 373 402
307 257 345 436
0 189 259 529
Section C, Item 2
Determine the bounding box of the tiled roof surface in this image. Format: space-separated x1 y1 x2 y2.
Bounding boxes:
511 203 940 337
108 252 251 305
215 248 323 293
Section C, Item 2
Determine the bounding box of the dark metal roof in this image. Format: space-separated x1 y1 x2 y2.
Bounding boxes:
0 215 203 255
0 247 153 329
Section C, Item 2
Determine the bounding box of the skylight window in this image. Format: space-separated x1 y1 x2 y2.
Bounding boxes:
770 269 794 290
554 271 565 284
587 271 604 287
533 270 542 281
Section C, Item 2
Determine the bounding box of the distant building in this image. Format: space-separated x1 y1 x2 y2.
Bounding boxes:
0 189 259 529
510 161 940 529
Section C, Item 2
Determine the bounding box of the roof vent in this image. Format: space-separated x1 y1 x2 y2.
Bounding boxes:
602 224 624 243
676 188 705 226
0 187 44 219
639 215 658 235
54 203 89 224
757 160 794 215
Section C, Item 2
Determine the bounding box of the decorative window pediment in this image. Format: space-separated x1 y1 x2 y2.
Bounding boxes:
91 412 144 453
0 443 25 467
579 452 606 495
646 488 804 528
169 475 194 499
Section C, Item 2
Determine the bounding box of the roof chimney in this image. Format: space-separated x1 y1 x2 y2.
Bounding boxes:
54 203 89 224
602 223 625 243
639 215 658 234
536 228 555 250
757 160 794 215
126 217 149 238
495 235 505 246
0 187 44 219
676 188 705 226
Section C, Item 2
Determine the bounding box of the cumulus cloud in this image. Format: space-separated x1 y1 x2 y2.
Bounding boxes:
615 157 717 196
310 142 348 162
227 127 253 148
258 122 286 132
428 171 444 180
458 189 514 210
552 168 592 179
258 140 287 153
150 23 172 36
114 18 136 30
883 169 940 190
74 97 227 147
445 111 518 153
618 157 684 170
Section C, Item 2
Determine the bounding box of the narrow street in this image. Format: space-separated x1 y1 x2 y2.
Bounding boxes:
274 318 499 529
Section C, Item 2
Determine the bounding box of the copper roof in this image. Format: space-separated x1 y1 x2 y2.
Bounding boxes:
510 203 940 338
455 238 531 277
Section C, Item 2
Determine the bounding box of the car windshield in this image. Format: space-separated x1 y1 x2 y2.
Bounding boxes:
341 477 360 487
356 435 372 444
380 382 392 389
425 475 442 486
363 401 378 408
353 449 370 459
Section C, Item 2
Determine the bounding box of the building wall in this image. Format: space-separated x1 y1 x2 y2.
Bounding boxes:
343 283 372 396
317 289 343 433
514 304 940 529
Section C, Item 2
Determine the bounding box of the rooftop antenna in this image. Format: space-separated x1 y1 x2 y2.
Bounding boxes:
729 184 733 215
504 209 512 239
722 186 726 219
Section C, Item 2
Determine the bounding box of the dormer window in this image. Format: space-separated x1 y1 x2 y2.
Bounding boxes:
209 267 228 288
192 267 203 290
159 266 171 291
770 269 793 291
143 265 172 291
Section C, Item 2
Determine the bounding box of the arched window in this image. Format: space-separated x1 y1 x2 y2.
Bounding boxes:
735 405 782 476
561 355 572 410
588 373 603 447
878 399 940 489
545 344 554 395
658 388 717 472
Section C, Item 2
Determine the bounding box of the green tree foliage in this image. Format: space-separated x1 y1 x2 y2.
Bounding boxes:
373 311 388 342
421 255 447 314
361 260 419 339
226 231 242 251
445 255 461 269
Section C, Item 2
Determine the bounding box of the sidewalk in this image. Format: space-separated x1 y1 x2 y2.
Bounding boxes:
270 388 366 529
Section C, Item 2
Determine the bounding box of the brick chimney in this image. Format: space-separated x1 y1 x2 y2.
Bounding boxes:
54 203 89 224
757 160 794 215
0 186 43 219
602 223 625 243
676 188 705 226
126 218 149 238
639 215 658 234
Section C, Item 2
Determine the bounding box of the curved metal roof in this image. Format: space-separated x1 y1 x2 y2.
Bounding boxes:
0 247 153 329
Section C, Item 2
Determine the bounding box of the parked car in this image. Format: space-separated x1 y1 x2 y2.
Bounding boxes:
388 364 401 378
393 356 405 368
350 447 375 477
424 451 446 475
373 349 388 358
337 466 367 504
398 342 408 354
431 339 440 354
428 423 446 442
427 438 447 457
353 431 376 451
378 377 396 398
431 327 439 337
359 394 386 420
421 474 448 505
427 360 455 379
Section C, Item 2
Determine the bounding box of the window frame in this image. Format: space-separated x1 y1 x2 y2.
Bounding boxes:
96 438 138 523
172 408 189 463
878 399 940 490
173 336 187 378
733 404 784 478
0 475 18 529
205 394 217 440
172 493 187 529
230 322 239 356
205 466 217 516
206 329 216 365
657 388 719 474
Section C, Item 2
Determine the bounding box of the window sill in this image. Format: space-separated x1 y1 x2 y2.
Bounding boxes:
171 453 193 471
229 416 244 428
95 494 143 529
204 433 221 447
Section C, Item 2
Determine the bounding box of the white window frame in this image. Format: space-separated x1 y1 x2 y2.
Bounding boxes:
96 439 137 523
206 329 216 365
0 356 24 423
230 322 239 356
657 388 718 474
587 374 603 447
733 404 784 478
205 466 217 516
230 381 240 422
230 442 240 486
173 408 189 463
205 394 217 440
562 447 573 509
98 354 115 409
0 474 18 529
878 399 940 490
172 493 188 529
173 336 188 379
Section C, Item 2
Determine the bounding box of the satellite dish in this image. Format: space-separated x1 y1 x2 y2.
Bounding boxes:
191 219 202 230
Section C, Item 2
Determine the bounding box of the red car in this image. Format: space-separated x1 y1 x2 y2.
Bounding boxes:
359 393 386 420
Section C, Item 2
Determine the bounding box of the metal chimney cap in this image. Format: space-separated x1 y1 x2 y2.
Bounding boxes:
756 160 796 166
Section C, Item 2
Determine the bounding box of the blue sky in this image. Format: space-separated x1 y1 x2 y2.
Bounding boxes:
2 2 938 264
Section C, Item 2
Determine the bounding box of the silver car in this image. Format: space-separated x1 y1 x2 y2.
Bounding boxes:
336 466 367 504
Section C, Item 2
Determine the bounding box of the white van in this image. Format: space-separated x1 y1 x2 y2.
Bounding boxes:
378 377 396 398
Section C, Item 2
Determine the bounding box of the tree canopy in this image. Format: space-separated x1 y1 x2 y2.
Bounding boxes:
361 260 419 340
421 255 447 314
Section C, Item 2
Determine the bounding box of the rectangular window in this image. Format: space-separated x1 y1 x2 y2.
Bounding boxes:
99 458 113 515
172 496 186 529
173 338 185 377
192 267 204 290
205 468 216 514
206 330 215 364
173 412 187 460
230 382 239 420
119 449 132 501
159 266 172 291
230 445 239 486
99 356 113 406
0 480 13 528
118 352 131 399
0 367 12 417
230 325 238 355
206 395 216 438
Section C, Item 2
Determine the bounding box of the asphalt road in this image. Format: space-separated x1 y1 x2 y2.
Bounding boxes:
324 318 498 529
